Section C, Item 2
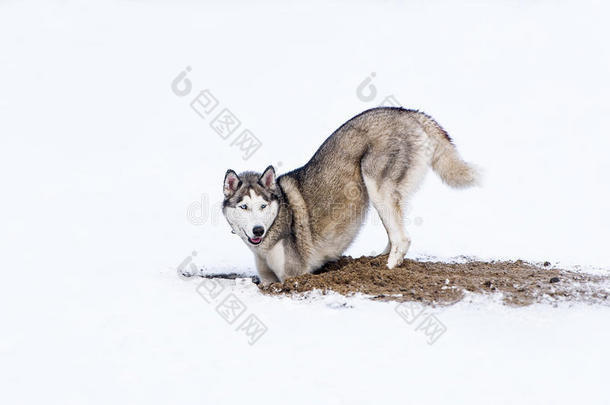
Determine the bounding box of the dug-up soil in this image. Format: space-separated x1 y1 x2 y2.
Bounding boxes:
258 255 610 306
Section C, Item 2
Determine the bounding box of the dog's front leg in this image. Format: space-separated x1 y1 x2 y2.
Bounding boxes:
255 255 279 286
268 239 309 282
261 239 306 283
264 239 289 282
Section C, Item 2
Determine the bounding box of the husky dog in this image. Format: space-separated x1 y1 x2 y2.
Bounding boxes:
222 107 479 285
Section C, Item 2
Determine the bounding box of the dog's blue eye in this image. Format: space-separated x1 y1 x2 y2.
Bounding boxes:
239 204 248 210
261 204 267 209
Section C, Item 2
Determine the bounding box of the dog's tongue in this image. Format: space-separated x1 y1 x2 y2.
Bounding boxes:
250 237 262 243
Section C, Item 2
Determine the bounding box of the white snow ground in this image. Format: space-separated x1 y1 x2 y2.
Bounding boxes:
1 1 609 404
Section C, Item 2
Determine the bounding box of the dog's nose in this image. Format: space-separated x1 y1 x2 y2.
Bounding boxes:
252 226 264 237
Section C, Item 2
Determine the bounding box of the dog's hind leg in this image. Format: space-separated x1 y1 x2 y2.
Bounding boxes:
362 174 411 268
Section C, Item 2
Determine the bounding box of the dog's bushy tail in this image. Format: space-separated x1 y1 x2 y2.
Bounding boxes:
413 112 481 188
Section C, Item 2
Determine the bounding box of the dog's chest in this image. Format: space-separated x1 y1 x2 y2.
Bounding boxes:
264 240 285 277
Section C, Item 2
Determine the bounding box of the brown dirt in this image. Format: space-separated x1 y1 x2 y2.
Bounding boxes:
258 255 610 306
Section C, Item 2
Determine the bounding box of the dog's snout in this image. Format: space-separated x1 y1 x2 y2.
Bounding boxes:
252 226 264 237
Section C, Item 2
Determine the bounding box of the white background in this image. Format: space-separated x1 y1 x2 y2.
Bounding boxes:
1 1 608 404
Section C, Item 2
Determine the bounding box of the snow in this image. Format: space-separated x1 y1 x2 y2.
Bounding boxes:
0 0 609 403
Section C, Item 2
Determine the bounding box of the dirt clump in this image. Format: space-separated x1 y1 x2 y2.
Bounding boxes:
258 255 610 306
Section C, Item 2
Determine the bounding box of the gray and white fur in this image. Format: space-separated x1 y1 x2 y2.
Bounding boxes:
222 107 479 285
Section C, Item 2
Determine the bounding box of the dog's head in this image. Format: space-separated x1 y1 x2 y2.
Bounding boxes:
222 165 280 248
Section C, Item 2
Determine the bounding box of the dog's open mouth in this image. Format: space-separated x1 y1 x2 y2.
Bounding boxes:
248 236 262 245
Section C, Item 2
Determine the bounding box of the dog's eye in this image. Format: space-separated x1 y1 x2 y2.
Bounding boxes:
239 204 248 210
261 204 267 209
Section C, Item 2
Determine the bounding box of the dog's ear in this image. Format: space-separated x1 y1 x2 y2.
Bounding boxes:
223 170 241 197
258 165 277 191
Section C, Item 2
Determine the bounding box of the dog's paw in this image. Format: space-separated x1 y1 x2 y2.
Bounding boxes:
258 277 279 287
386 238 411 269
387 252 404 269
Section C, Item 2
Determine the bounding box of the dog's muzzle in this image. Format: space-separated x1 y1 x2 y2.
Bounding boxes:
248 226 265 245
